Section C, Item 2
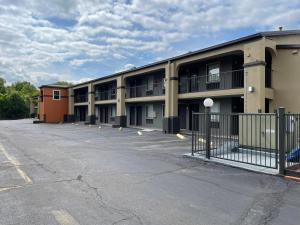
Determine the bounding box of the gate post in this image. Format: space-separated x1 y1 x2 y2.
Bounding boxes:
205 107 211 159
278 107 286 175
191 112 194 156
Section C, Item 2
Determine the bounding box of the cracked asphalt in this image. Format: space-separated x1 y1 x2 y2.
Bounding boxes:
0 119 300 225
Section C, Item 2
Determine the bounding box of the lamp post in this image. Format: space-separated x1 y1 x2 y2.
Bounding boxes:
203 98 214 159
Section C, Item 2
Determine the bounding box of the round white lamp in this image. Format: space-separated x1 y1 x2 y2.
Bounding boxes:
203 98 214 108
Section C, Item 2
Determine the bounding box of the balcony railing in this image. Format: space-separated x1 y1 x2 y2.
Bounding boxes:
74 94 88 103
179 69 244 94
126 82 165 98
95 90 116 101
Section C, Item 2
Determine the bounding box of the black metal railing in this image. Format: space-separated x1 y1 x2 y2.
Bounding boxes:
95 90 116 101
179 69 244 94
285 114 300 173
192 111 278 169
126 82 164 98
74 94 88 103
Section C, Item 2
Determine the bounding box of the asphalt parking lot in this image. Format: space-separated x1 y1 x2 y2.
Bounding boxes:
0 119 300 225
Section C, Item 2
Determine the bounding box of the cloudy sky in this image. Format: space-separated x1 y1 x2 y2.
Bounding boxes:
0 0 300 86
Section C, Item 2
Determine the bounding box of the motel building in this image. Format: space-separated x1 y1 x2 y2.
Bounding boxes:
37 30 300 134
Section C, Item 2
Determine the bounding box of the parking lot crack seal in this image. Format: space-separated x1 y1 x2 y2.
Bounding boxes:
52 174 144 225
232 181 291 225
22 153 57 175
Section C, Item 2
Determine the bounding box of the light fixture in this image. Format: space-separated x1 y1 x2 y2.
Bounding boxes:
248 86 255 93
203 98 214 108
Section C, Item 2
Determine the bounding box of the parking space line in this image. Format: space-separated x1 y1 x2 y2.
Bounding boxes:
52 210 80 225
0 143 32 184
133 139 188 144
0 185 23 192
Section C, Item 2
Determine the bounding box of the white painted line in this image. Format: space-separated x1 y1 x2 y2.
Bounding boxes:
0 185 23 192
0 143 32 184
52 210 80 225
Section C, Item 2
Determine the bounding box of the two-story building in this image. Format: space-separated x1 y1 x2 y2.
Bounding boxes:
39 30 300 133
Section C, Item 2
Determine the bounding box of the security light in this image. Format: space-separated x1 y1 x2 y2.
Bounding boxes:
203 98 214 108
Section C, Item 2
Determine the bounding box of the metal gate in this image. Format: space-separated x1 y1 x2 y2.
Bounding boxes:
191 108 300 176
192 112 278 169
284 114 300 176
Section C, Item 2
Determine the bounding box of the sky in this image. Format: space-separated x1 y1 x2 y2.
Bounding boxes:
0 0 300 86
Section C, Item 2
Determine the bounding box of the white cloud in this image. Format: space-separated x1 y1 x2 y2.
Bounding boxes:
116 63 136 72
0 0 299 86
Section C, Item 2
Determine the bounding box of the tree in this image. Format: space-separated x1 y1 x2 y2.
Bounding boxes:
0 78 38 119
0 78 6 94
52 81 73 86
10 81 39 104
0 92 28 119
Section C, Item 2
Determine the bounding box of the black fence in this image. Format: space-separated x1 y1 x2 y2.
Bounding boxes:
95 90 116 101
179 69 244 94
74 94 88 103
126 82 164 98
191 108 300 175
284 114 300 176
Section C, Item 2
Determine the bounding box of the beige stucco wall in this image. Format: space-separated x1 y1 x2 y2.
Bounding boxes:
271 48 300 112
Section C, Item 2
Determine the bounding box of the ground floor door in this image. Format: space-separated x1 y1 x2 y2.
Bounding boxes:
179 104 187 130
189 104 200 130
76 106 87 122
231 97 244 135
99 107 109 123
179 103 200 130
129 105 143 126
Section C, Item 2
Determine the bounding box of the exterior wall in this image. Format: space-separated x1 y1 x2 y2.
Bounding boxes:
269 35 300 113
126 102 164 129
271 49 300 112
39 87 68 123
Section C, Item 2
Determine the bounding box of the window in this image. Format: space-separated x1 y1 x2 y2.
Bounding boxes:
53 90 61 100
207 63 220 83
146 104 156 119
211 101 220 122
147 78 154 90
110 106 116 117
40 90 43 102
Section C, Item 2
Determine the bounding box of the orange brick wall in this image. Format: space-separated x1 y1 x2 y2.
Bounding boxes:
39 87 69 123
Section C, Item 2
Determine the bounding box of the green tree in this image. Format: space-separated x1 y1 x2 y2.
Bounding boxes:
0 78 38 119
52 81 73 86
0 78 6 94
0 92 28 119
10 81 39 104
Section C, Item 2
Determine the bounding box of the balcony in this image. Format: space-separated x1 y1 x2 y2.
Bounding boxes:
74 94 88 103
95 90 116 101
179 69 244 94
126 82 165 98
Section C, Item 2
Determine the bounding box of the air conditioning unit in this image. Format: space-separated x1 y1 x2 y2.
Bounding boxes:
146 90 153 96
